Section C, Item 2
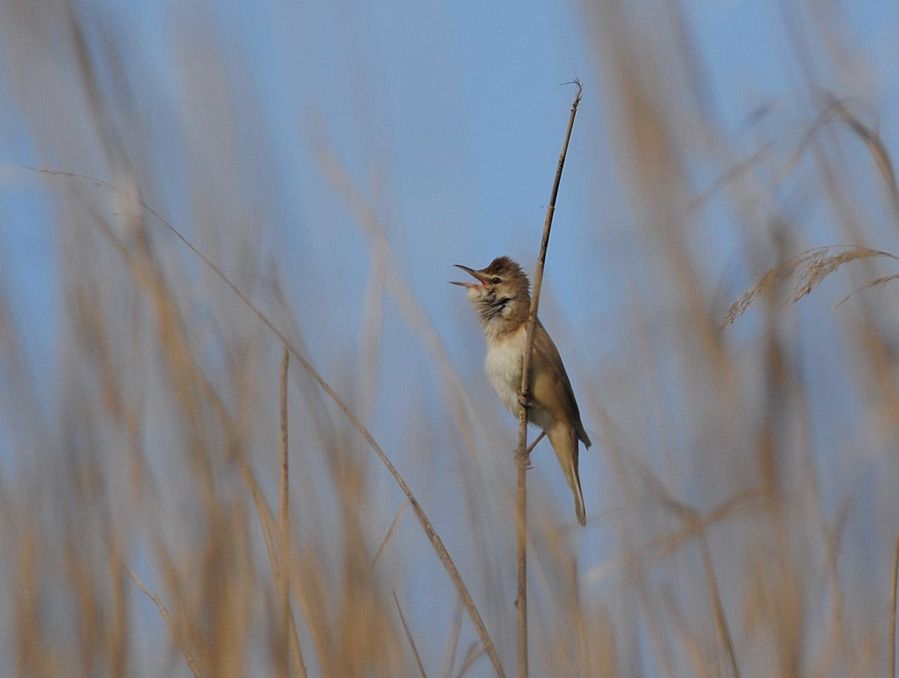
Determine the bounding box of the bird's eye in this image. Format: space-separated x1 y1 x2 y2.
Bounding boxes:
491 277 502 284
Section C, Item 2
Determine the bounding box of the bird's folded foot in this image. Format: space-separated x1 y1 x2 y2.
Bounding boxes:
517 392 530 409
525 430 546 458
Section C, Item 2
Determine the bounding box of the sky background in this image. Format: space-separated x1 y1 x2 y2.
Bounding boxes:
2 0 899 675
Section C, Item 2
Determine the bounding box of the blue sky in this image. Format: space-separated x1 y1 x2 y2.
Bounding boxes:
2 0 899 673
3 0 896 374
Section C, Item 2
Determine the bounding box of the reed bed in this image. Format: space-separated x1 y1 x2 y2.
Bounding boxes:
0 1 898 676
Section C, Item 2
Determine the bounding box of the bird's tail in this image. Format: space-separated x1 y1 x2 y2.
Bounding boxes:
548 424 587 526
571 463 586 527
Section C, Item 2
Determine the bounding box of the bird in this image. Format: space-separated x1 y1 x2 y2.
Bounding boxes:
451 256 591 525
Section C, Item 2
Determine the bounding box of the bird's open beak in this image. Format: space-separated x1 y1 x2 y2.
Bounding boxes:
450 264 488 289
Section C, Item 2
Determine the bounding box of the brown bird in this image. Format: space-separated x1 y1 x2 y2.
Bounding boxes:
452 256 591 525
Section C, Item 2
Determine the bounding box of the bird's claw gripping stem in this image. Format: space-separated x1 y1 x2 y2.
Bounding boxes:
518 392 530 410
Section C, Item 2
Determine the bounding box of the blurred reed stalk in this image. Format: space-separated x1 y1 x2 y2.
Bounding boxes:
3 2 899 676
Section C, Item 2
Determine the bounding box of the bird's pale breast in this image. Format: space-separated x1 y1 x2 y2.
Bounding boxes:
484 328 525 417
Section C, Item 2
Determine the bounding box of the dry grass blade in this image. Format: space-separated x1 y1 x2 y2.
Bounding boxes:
756 95 899 214
11 4 899 675
441 595 465 678
890 536 899 678
721 245 899 328
27 166 505 678
393 591 428 678
621 470 746 677
721 259 789 330
514 79 583 678
279 346 289 536
662 588 711 678
823 94 899 211
645 489 765 565
684 144 773 215
698 532 740 678
278 347 307 678
791 247 897 302
247 466 281 575
371 501 410 569
455 643 486 678
833 273 899 309
124 564 200 678
318 147 508 599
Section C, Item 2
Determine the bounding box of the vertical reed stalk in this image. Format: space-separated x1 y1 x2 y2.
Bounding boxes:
279 347 307 678
890 535 899 678
515 81 582 678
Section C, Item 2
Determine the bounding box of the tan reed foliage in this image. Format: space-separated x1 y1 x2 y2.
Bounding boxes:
2 2 899 677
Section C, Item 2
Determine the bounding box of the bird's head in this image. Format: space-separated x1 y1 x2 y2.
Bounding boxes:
451 256 530 332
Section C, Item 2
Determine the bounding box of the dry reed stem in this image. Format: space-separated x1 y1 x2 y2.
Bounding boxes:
318 150 491 462
85 195 295 673
13 19 895 669
645 488 766 565
719 94 899 328
662 587 712 678
278 347 307 678
890 535 899 678
124 563 201 678
393 591 428 678
697 530 740 678
834 273 899 309
442 595 465 678
514 79 582 678
28 166 505 677
592 451 748 676
280 346 289 537
106 538 128 678
594 449 747 676
371 501 410 569
319 151 503 589
822 94 899 213
818 500 854 674
582 395 679 675
456 644 487 678
288 553 333 675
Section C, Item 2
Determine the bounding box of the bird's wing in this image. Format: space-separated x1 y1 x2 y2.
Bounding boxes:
531 320 592 448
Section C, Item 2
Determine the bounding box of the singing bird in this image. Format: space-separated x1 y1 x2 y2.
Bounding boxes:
452 256 591 525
